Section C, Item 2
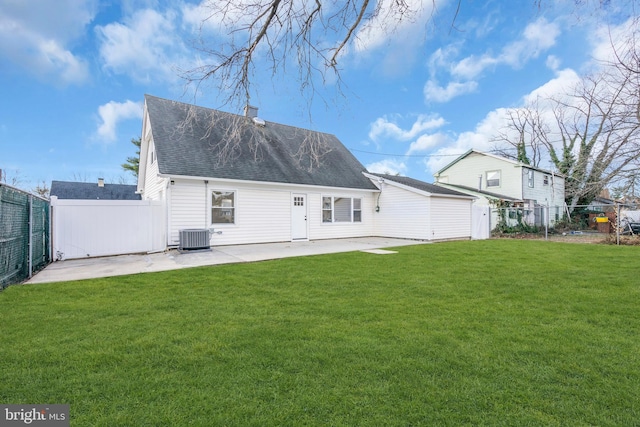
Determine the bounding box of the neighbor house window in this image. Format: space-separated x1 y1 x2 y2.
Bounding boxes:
486 170 501 187
322 196 362 223
543 175 549 186
212 190 235 224
528 170 534 188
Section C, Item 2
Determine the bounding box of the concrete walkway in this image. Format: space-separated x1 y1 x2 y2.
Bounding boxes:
27 237 430 284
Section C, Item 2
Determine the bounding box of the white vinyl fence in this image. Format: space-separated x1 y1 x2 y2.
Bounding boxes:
51 197 165 260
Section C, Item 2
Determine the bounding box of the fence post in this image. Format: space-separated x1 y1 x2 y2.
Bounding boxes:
28 194 33 278
545 204 549 240
616 202 620 246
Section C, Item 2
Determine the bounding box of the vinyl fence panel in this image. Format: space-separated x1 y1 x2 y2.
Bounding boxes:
51 198 165 260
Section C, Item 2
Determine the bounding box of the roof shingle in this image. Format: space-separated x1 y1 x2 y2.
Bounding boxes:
51 181 140 200
369 173 473 197
145 95 377 190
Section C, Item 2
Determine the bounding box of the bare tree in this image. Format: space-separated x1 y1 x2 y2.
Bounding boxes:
0 168 25 188
174 102 334 171
496 58 640 212
182 0 430 108
492 100 549 167
552 64 640 211
32 181 50 199
179 1 634 170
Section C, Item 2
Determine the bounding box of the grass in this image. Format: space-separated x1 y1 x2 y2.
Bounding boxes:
1 240 639 426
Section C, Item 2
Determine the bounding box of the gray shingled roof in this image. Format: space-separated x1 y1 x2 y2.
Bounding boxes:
369 173 473 197
435 182 517 200
50 181 141 200
145 95 377 190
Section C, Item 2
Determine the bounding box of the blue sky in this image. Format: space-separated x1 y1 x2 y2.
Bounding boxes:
0 0 634 191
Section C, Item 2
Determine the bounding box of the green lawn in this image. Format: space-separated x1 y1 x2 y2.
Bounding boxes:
1 240 638 426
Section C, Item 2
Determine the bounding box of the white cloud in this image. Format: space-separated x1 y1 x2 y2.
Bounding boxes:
523 68 580 104
500 17 559 67
425 108 511 174
407 132 451 154
424 79 478 103
366 159 408 175
346 0 447 75
545 55 561 71
451 17 560 80
95 100 143 143
353 0 430 53
589 16 638 66
369 114 446 142
0 0 95 85
97 9 185 83
451 54 497 80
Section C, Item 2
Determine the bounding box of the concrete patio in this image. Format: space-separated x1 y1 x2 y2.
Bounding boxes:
27 237 430 284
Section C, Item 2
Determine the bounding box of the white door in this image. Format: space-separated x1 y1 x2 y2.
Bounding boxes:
292 194 308 240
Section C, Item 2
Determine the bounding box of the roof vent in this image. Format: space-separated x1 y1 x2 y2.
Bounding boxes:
252 117 266 127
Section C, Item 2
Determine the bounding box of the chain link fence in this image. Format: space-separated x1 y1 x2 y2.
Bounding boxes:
0 183 50 289
491 201 640 243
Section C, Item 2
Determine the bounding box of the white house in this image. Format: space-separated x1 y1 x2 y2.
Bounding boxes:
136 95 477 249
433 150 565 228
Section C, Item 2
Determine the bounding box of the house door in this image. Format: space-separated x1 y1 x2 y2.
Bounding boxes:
292 194 308 240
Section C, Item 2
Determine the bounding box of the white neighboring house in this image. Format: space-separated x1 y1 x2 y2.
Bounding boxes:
137 95 477 249
433 150 565 228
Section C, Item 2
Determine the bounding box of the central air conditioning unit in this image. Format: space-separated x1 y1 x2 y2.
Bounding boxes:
178 229 211 252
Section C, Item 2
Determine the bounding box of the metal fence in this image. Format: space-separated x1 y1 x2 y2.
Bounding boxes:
0 183 50 289
491 202 640 242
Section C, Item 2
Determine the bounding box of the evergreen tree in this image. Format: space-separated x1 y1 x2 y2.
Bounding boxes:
122 137 141 178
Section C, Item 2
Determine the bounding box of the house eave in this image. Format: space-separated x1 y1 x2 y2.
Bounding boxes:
157 173 380 193
435 149 565 178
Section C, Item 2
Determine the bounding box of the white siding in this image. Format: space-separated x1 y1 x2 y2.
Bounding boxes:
168 180 208 245
167 179 376 246
372 184 430 239
522 170 565 208
214 185 291 245
430 196 472 240
440 152 523 199
142 139 167 201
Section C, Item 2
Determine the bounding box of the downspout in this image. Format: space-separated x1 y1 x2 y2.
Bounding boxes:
204 180 209 229
375 178 383 212
166 178 173 247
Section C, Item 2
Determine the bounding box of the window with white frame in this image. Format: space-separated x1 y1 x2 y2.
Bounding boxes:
486 170 501 187
322 196 362 223
211 190 235 224
527 169 534 188
543 175 549 185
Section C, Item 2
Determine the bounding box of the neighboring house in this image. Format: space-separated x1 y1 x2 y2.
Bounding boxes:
434 150 565 227
137 95 476 248
50 179 141 200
